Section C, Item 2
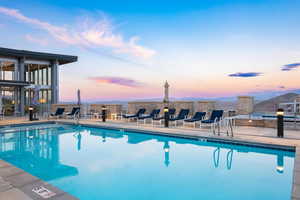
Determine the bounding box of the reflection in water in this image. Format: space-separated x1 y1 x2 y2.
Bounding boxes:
277 154 284 173
0 127 78 181
73 132 82 151
213 147 220 168
90 130 124 143
88 128 292 172
163 141 170 167
213 147 234 170
227 149 233 170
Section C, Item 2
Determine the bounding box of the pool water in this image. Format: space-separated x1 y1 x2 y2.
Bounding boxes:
0 124 295 200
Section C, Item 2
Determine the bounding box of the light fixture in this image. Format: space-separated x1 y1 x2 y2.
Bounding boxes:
163 107 169 113
276 108 284 116
39 98 46 103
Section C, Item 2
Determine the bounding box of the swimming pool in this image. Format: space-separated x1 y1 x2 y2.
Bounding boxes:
0 123 295 200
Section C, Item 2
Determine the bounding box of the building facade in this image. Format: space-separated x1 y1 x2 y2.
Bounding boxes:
0 47 77 115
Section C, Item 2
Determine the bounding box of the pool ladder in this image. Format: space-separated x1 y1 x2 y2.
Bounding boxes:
74 111 80 125
212 117 234 137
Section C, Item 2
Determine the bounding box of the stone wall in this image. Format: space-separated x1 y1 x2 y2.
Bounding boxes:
89 104 122 117
235 118 276 128
196 101 216 113
237 96 254 115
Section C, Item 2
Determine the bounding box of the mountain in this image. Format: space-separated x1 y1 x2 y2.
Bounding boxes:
253 93 299 113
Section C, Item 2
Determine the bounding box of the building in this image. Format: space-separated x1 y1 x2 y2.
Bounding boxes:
0 47 77 115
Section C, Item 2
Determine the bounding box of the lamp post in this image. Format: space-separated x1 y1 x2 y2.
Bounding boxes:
277 108 284 138
102 105 107 122
164 107 169 128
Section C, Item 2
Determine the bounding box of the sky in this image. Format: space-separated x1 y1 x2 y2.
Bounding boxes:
0 0 300 102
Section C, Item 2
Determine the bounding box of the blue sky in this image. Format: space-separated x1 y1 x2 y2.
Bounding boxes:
0 0 299 101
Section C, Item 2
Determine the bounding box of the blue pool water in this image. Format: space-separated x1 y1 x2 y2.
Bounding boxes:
0 123 295 200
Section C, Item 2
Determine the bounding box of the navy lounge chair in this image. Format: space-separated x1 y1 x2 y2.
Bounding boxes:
201 110 224 131
50 108 65 118
137 109 160 124
66 107 80 119
138 109 160 119
169 109 190 126
152 108 176 125
184 112 206 127
123 108 146 121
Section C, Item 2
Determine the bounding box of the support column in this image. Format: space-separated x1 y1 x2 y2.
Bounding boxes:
18 57 25 116
51 60 59 104
237 96 254 115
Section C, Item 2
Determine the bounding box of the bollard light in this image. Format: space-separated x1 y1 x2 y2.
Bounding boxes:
276 109 284 116
29 107 34 121
277 108 284 138
102 105 107 122
164 107 169 128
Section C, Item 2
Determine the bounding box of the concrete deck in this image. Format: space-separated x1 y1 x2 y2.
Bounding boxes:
0 118 299 199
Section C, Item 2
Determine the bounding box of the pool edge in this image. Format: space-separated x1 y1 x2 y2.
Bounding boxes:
0 120 299 200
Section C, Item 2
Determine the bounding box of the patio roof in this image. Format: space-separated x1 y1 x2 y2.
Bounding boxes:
0 47 78 65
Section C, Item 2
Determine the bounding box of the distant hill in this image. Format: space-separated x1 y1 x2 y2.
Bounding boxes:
253 93 299 113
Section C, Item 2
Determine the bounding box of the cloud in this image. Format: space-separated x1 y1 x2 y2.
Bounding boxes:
281 63 300 71
228 72 262 78
88 76 144 88
25 34 48 46
0 6 155 59
278 85 285 89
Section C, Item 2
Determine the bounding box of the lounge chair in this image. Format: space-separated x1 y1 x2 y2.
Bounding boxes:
152 108 176 126
201 110 224 132
66 107 80 119
137 109 160 124
122 108 146 121
169 109 190 126
183 112 206 127
50 108 65 118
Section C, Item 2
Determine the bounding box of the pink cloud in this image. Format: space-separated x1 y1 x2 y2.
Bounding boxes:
88 76 145 88
0 6 155 59
25 34 48 46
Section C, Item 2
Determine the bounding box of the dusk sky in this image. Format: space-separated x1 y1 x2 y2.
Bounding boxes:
0 0 299 102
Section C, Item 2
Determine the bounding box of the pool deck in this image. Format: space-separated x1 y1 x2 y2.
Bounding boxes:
0 118 300 199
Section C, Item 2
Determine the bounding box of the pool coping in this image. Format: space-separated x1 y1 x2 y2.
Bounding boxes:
0 120 300 200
